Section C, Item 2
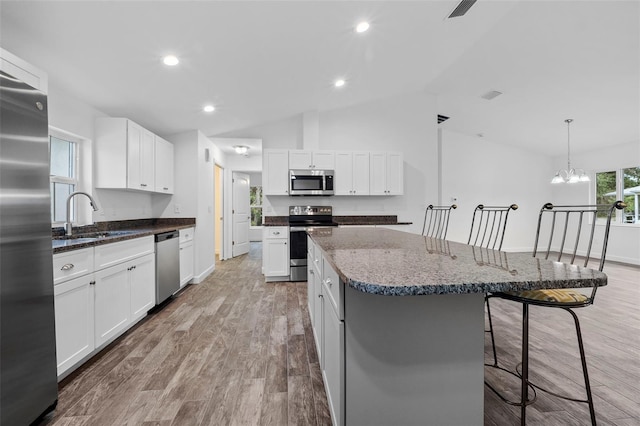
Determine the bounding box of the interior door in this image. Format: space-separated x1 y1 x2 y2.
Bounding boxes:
232 172 250 257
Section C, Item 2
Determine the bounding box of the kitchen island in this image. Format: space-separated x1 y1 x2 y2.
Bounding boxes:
306 227 606 425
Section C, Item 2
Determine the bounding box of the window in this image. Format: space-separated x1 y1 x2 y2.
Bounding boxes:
50 134 78 223
250 186 263 226
595 166 640 224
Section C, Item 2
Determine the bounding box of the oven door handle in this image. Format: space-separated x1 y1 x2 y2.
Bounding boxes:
290 227 309 232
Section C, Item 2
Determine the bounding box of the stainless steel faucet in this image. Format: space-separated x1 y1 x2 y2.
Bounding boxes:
64 191 99 236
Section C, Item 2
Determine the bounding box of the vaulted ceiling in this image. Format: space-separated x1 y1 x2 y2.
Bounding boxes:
1 1 638 156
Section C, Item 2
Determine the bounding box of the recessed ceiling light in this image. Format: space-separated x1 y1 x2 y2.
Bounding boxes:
334 79 346 88
355 22 370 33
203 105 215 113
163 55 179 66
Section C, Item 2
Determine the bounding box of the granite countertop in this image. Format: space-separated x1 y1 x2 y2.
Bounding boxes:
52 218 196 254
308 227 607 296
263 215 411 226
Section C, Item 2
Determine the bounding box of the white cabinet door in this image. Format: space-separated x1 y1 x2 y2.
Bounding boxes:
313 261 324 369
263 239 289 276
386 152 404 195
127 121 155 191
130 254 155 323
94 263 130 348
289 150 313 169
307 251 315 327
263 149 289 195
369 152 403 195
154 136 174 194
335 151 370 196
323 289 345 426
54 274 95 377
263 227 289 278
179 242 194 286
369 152 387 195
334 152 353 195
312 151 335 170
352 152 370 195
289 150 335 169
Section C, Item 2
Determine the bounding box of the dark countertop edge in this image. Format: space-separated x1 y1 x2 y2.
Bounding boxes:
52 223 195 254
263 216 412 226
345 276 608 296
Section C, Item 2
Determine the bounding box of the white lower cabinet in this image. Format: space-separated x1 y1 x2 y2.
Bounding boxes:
179 227 195 287
53 236 155 379
54 274 95 377
323 298 345 426
129 253 156 322
308 241 344 426
263 227 289 281
94 263 131 348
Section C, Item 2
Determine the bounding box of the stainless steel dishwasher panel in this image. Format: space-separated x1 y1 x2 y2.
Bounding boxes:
155 231 180 304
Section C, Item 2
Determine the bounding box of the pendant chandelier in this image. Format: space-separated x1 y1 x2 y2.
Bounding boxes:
551 119 590 184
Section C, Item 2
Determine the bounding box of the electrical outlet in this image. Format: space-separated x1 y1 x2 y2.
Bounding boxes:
174 204 181 214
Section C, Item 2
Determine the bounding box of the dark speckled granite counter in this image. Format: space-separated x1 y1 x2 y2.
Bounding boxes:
309 227 606 296
263 215 411 226
52 218 196 254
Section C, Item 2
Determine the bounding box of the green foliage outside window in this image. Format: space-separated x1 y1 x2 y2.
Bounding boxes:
250 186 263 226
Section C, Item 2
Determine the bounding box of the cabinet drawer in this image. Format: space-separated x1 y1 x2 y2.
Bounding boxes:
94 236 154 270
53 248 94 285
322 257 343 320
265 226 288 239
179 227 195 244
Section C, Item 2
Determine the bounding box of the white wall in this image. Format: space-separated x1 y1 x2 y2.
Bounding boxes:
259 91 439 235
440 130 553 251
159 130 220 281
217 115 302 150
549 140 640 265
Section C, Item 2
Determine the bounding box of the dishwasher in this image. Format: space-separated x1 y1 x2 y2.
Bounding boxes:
155 230 180 305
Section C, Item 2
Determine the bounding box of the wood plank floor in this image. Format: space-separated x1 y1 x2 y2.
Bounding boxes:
38 243 639 425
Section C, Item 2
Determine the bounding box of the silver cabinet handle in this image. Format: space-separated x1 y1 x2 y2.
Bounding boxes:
326 278 333 287
140 183 148 187
273 231 280 235
309 269 314 275
61 263 74 271
163 187 169 190
89 281 96 286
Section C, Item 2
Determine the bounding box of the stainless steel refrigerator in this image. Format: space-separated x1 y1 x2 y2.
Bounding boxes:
1 70 58 423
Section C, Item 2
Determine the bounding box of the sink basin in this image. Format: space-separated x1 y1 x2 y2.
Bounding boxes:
53 230 139 240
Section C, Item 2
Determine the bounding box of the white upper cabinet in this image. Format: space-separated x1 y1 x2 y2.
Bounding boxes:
263 149 290 195
289 150 335 170
370 152 404 195
126 121 155 191
335 151 370 196
95 117 174 194
154 136 174 194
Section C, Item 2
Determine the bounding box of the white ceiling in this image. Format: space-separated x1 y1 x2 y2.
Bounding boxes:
1 0 638 157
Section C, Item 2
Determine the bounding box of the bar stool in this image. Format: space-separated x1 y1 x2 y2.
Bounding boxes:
466 203 519 366
486 201 625 425
422 204 457 238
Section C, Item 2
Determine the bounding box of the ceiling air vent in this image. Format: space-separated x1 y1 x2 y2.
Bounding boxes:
481 90 503 100
448 0 478 18
437 115 450 124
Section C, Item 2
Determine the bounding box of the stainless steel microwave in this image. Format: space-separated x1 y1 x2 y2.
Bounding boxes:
289 169 334 196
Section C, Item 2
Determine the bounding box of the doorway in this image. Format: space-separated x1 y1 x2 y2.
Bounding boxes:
214 164 223 261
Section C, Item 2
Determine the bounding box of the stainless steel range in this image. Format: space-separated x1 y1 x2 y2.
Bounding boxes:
289 206 338 281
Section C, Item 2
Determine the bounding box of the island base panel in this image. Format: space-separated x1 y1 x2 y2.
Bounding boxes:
345 288 484 425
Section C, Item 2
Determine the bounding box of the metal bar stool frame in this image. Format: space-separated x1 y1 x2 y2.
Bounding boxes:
486 201 626 426
466 203 519 368
422 204 457 239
